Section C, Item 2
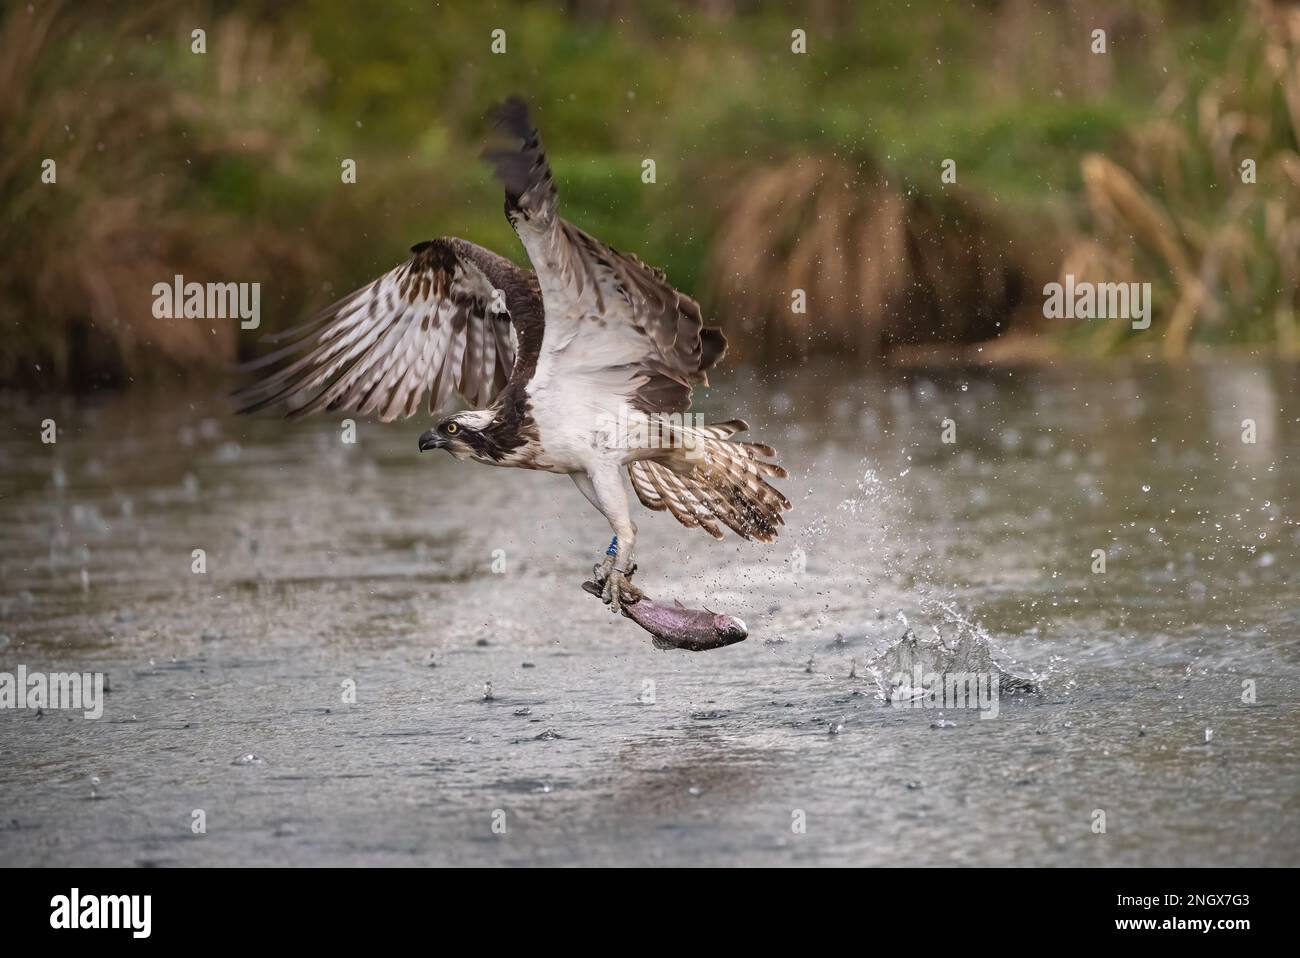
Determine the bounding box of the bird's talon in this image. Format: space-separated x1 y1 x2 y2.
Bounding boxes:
600 569 642 615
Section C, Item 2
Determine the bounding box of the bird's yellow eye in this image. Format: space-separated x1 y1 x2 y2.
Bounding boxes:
444 422 459 435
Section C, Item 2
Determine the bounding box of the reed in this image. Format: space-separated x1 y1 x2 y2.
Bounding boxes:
0 5 324 388
1061 0 1300 356
706 154 1042 362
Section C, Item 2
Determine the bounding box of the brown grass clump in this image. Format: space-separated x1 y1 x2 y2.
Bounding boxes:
706 154 1039 363
1062 0 1300 357
0 5 324 389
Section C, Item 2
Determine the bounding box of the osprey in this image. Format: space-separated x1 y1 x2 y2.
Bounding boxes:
236 98 790 613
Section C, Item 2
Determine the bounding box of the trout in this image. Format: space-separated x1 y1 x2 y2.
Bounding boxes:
581 582 748 651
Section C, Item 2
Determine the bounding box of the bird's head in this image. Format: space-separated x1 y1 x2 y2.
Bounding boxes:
418 410 494 461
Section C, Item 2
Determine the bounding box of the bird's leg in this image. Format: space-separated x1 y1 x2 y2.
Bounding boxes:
571 473 625 586
569 470 639 605
587 467 643 615
595 535 637 586
594 536 619 584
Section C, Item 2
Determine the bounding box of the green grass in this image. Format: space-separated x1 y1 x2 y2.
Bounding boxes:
0 0 1271 385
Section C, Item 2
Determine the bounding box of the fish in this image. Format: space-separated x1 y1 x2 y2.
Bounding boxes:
581 582 748 651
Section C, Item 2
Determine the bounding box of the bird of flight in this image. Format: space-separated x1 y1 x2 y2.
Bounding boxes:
236 98 790 614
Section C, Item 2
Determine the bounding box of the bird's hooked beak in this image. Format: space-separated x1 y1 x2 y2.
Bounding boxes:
418 429 447 452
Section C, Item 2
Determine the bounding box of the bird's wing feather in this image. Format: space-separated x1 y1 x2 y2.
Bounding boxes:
483 97 726 414
234 238 523 421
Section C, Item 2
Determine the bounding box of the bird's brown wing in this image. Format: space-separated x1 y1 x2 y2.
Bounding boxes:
482 96 726 415
234 238 525 421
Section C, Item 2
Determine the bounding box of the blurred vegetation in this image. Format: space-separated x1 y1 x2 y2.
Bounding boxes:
1063 1 1300 357
0 0 1285 390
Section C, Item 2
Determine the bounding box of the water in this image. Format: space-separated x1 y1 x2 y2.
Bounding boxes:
1 360 1297 866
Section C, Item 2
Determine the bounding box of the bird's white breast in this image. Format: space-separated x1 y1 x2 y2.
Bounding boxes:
523 378 631 473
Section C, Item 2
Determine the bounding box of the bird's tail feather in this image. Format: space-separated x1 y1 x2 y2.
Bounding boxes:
627 420 791 542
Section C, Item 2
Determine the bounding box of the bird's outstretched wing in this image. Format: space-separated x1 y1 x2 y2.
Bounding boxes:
234 238 526 421
482 97 726 414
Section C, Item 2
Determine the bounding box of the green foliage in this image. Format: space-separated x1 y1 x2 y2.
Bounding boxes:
0 0 1267 385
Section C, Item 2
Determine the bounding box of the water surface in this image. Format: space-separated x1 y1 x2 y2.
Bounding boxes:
1 360 1297 866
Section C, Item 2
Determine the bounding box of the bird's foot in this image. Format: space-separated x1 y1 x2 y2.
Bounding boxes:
593 540 635 589
600 568 643 615
593 552 617 585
